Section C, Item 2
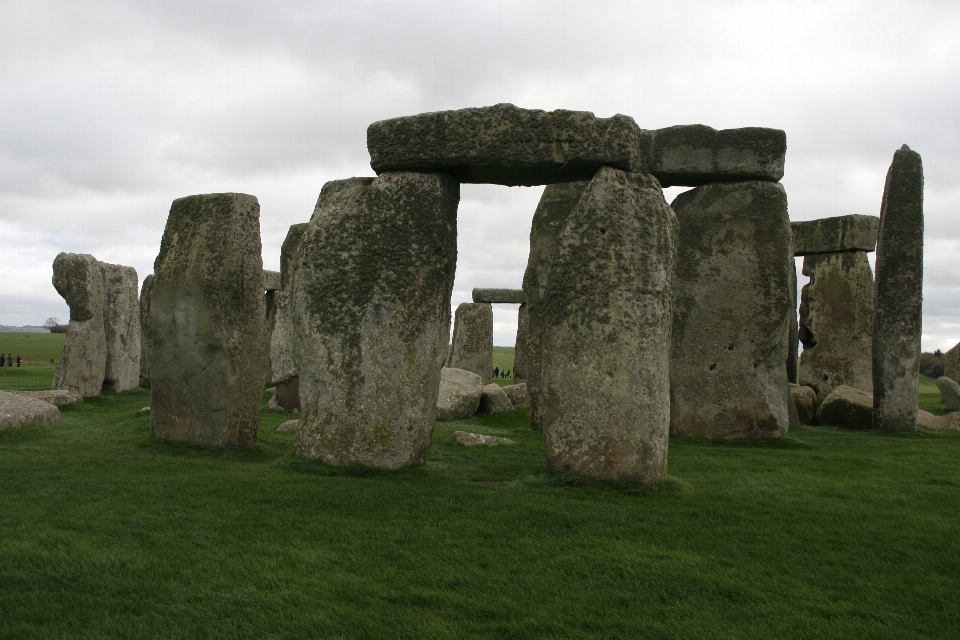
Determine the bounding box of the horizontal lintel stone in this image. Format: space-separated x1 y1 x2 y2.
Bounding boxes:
263 270 281 291
472 288 525 304
792 215 880 256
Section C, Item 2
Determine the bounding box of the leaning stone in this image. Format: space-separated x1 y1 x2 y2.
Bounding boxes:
670 180 792 438
522 180 591 430
139 274 154 388
0 391 61 430
276 419 299 432
872 145 924 433
292 173 458 468
513 303 528 383
541 167 678 482
477 384 513 414
798 251 874 404
451 431 516 447
99 262 140 393
816 384 873 429
436 367 483 421
367 103 642 186
945 342 960 382
637 125 786 187
936 377 960 412
150 193 267 448
52 252 107 398
791 215 880 256
11 390 82 407
472 288 525 304
446 303 493 384
262 269 280 292
501 383 528 409
789 384 817 425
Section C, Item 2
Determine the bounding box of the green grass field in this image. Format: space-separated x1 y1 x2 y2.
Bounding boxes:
0 332 64 391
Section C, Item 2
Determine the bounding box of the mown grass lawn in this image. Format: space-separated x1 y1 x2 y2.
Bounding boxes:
2 377 959 638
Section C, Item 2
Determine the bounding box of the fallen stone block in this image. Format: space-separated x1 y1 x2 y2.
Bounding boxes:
368 103 642 186
451 431 516 447
11 390 82 407
477 384 513 414
816 385 874 429
276 419 299 432
472 288 525 304
0 391 61 430
791 215 880 256
936 376 960 412
638 124 786 187
436 367 483 421
501 383 528 409
790 384 817 425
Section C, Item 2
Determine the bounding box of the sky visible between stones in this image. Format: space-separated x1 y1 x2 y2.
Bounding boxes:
1 1 958 349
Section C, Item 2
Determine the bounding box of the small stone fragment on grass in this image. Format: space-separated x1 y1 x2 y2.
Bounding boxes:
135 407 150 417
276 419 299 432
451 431 516 447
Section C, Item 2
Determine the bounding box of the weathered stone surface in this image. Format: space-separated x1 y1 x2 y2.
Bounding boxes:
446 303 493 384
513 303 528 383
367 104 642 186
787 260 798 384
790 384 817 425
0 391 61 430
523 180 590 430
541 167 678 482
670 180 792 438
471 288 525 304
52 253 107 398
477 384 513 414
436 367 483 420
292 173 458 468
150 193 267 448
263 288 278 385
502 383 528 409
99 262 140 393
945 342 960 382
787 391 801 430
936 376 960 412
270 224 309 389
451 431 516 447
11 390 82 407
280 223 309 291
798 251 874 404
791 215 880 256
262 269 280 292
873 145 924 433
918 410 960 431
139 275 154 388
276 419 299 432
816 384 873 429
274 377 300 412
637 125 786 187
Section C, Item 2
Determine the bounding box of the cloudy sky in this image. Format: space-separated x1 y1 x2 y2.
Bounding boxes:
1 0 958 349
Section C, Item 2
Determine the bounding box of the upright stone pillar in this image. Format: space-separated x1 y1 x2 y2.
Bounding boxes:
787 260 798 384
873 145 924 433
262 270 281 385
150 193 266 448
52 253 107 398
670 181 792 438
522 180 590 430
446 303 493 384
139 274 154 388
513 303 528 383
99 262 140 393
270 223 309 411
540 167 678 482
798 251 874 403
292 173 458 469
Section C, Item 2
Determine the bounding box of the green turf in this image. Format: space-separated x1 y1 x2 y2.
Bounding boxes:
491 347 515 386
919 374 947 415
2 386 960 638
0 333 64 391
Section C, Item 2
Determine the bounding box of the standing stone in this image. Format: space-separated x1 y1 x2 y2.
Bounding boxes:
798 251 874 404
540 167 678 482
150 193 266 448
139 275 154 388
52 253 107 398
446 303 493 384
670 181 793 438
936 377 960 412
513 303 528 383
945 342 960 382
873 145 924 433
522 180 591 430
269 223 309 411
99 262 140 393
292 173 458 469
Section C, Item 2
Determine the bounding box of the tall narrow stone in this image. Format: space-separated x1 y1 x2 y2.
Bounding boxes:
945 342 960 382
670 181 792 438
798 251 874 404
139 275 154 388
513 303 528 383
150 193 266 448
52 253 107 398
446 303 493 384
787 260 799 384
522 180 590 430
292 173 458 469
99 262 140 393
873 145 924 433
270 223 309 411
540 167 678 482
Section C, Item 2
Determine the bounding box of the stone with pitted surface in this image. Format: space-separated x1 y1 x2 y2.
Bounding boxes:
501 383 528 409
446 303 493 384
436 367 483 421
52 252 107 398
367 104 642 186
0 390 61 431
791 215 880 256
472 288 525 304
11 390 82 407
99 262 140 393
276 419 299 432
263 270 280 292
477 384 513 415
789 384 817 425
513 303 528 383
451 431 516 447
936 377 960 412
139 275 154 388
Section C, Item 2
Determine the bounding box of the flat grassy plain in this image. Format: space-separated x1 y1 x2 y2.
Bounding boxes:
0 332 63 390
2 367 960 637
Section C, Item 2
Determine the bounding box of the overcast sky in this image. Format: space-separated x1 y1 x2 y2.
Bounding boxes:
1 0 958 349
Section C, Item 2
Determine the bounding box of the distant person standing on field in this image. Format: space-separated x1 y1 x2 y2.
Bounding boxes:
16 355 22 367
0 354 5 367
7 354 11 367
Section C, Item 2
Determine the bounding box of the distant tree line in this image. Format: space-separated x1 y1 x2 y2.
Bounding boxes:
44 317 68 334
920 350 944 379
